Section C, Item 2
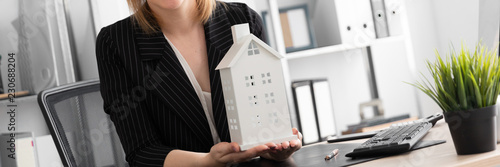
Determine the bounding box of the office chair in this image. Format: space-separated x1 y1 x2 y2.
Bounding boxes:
38 79 127 167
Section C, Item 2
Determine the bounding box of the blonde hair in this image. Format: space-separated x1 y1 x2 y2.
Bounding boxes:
127 0 217 34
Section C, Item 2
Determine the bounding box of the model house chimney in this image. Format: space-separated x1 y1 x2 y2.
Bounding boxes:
231 23 250 43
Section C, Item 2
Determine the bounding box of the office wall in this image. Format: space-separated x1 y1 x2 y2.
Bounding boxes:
90 0 130 32
370 37 420 119
431 0 498 52
402 0 500 116
478 0 500 50
432 0 478 53
401 0 441 117
67 0 99 81
288 49 373 133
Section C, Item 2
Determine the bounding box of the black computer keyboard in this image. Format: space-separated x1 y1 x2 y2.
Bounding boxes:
345 121 432 157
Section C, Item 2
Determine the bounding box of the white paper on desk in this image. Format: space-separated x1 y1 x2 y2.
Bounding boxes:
312 81 337 138
295 85 319 144
16 136 37 167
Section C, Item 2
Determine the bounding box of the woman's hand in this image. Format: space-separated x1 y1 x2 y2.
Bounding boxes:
202 142 274 166
200 128 302 166
259 128 303 162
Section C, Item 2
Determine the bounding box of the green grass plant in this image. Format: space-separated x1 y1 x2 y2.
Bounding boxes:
409 43 499 112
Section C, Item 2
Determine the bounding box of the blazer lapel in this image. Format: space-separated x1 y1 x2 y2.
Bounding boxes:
204 8 234 142
134 28 214 146
132 4 237 144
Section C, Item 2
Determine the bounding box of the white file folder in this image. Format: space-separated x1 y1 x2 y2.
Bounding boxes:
312 79 337 138
384 0 403 36
292 79 337 144
335 0 376 46
292 81 319 144
370 0 389 38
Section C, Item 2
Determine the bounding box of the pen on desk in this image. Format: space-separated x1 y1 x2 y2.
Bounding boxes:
325 148 339 160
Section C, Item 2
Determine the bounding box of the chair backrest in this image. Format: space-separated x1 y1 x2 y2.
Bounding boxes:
38 79 127 167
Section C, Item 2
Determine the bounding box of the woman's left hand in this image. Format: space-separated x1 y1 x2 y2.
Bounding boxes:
259 128 302 161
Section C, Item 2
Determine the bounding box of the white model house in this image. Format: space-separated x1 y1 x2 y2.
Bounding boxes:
216 24 296 150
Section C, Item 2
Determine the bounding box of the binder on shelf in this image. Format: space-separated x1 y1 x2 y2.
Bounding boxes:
384 0 403 36
370 0 389 38
292 80 320 144
335 0 376 46
311 79 337 139
292 79 337 144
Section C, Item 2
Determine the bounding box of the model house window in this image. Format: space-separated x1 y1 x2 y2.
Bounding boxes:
245 75 255 87
229 119 238 130
261 72 271 85
248 94 258 107
265 92 275 104
247 42 260 56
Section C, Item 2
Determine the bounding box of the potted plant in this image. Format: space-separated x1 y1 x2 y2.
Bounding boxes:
410 43 498 155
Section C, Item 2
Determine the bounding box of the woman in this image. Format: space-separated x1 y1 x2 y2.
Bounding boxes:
95 0 302 166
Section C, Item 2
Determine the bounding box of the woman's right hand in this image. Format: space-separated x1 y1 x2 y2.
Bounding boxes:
203 142 273 166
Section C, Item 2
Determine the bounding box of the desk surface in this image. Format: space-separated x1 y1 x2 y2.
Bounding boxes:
238 120 500 167
351 120 500 167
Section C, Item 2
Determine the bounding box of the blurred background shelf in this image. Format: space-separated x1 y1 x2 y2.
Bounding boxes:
285 44 368 60
285 35 405 60
249 0 419 138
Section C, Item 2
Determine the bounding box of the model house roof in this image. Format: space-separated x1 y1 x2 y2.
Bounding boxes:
216 24 283 70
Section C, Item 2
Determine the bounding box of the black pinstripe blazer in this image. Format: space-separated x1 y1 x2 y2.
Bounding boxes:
95 2 266 166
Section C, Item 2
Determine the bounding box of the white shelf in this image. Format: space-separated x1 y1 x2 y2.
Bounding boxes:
285 35 405 60
0 94 37 103
370 35 406 44
285 43 368 60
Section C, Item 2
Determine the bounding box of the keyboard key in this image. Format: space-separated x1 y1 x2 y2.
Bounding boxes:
346 122 432 157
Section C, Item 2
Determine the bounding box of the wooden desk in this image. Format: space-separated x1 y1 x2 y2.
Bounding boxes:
353 120 500 167
237 120 500 167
